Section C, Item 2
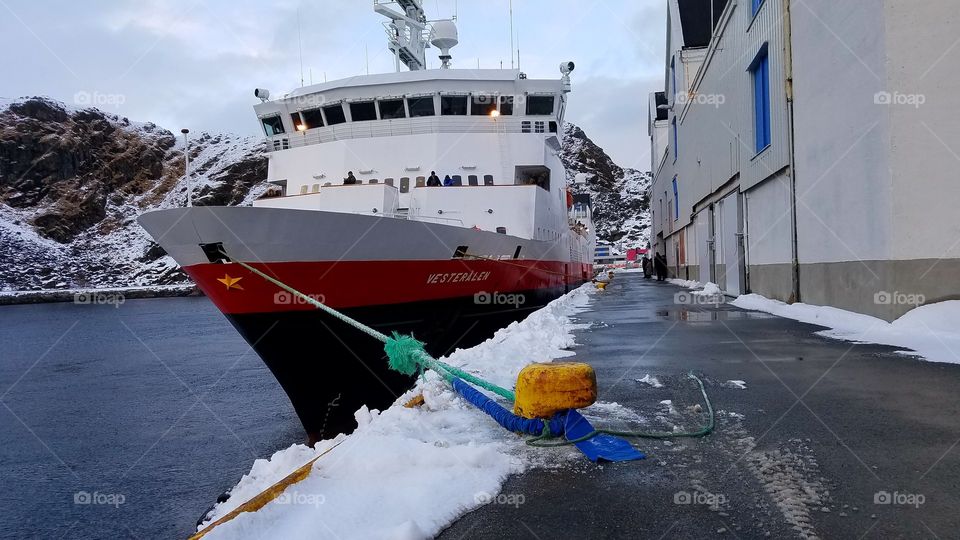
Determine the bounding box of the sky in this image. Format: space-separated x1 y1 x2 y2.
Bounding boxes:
0 0 666 171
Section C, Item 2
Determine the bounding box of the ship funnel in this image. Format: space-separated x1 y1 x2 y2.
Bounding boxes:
430 19 458 69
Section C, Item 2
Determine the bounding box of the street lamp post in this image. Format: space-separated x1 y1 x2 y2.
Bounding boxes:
181 128 192 207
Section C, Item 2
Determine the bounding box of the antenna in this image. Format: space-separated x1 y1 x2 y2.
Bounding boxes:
509 0 515 69
366 44 370 75
297 8 304 87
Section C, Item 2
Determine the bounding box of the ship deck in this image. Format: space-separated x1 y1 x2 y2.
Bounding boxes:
439 272 960 539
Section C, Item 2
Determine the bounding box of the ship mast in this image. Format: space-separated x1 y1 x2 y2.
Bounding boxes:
374 0 429 72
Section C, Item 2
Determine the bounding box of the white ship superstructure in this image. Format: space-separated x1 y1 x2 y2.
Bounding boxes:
139 0 594 442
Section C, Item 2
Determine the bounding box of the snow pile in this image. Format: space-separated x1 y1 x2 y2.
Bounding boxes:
635 374 664 388
693 282 722 297
732 295 960 365
725 380 747 390
199 286 594 539
668 278 702 289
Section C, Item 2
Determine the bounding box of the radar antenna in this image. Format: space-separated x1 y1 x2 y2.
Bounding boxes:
374 0 429 72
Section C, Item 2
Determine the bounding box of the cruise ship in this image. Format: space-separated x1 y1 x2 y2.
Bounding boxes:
138 0 595 443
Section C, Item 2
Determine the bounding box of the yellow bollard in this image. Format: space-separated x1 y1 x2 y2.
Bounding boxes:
596 281 607 290
514 362 598 419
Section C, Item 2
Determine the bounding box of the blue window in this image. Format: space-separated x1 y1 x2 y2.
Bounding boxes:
750 45 771 153
752 0 764 16
672 177 679 220
672 118 678 162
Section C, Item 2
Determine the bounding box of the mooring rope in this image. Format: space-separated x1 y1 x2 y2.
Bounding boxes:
220 251 714 445
221 251 516 401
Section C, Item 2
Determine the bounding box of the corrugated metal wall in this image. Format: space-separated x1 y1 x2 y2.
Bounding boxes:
653 0 791 233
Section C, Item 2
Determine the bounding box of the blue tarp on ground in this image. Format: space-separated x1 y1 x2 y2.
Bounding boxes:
563 409 645 463
451 377 645 463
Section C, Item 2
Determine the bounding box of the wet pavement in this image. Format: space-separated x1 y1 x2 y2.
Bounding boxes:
440 272 960 539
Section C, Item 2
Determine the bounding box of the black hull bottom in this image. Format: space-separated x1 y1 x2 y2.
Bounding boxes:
225 286 573 443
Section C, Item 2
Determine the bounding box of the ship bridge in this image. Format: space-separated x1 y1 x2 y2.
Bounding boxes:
253 69 566 152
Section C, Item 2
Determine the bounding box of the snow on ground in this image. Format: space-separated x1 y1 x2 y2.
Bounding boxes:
199 285 602 539
635 374 664 388
693 282 722 297
732 295 960 365
668 278 702 289
725 380 747 390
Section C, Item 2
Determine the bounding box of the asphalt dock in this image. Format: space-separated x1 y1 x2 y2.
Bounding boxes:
440 272 960 539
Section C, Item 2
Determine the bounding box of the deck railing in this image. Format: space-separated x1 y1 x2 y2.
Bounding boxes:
268 117 556 152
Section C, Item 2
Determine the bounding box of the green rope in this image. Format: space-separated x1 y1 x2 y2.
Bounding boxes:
526 372 715 446
224 254 515 400
225 252 713 445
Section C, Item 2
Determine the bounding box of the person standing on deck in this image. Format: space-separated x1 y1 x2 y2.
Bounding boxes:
427 171 441 186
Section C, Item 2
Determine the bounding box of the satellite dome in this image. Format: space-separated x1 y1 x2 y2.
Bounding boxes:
430 20 459 51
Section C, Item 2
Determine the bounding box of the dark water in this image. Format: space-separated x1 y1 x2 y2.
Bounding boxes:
0 297 303 539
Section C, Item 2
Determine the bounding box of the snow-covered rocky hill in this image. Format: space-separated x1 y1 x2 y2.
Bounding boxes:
559 123 652 254
0 97 649 291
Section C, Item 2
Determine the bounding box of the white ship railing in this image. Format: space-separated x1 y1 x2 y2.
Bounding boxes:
268 117 557 152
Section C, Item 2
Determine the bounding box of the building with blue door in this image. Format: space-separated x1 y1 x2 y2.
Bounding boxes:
648 0 960 321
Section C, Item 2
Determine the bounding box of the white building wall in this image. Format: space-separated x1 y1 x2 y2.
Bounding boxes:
791 0 893 264
885 0 960 261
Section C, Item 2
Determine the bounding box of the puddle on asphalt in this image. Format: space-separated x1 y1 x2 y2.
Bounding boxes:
655 308 776 321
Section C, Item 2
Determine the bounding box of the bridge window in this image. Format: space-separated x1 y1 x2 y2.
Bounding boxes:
526 95 555 116
471 95 498 116
260 115 285 136
323 104 346 125
499 96 514 115
407 96 435 117
301 108 324 129
378 99 406 120
350 101 377 122
291 112 305 131
441 95 468 115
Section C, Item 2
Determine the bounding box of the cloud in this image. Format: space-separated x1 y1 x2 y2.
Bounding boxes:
0 0 666 167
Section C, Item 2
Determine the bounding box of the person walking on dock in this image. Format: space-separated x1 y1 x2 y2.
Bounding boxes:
654 252 667 281
642 255 652 279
